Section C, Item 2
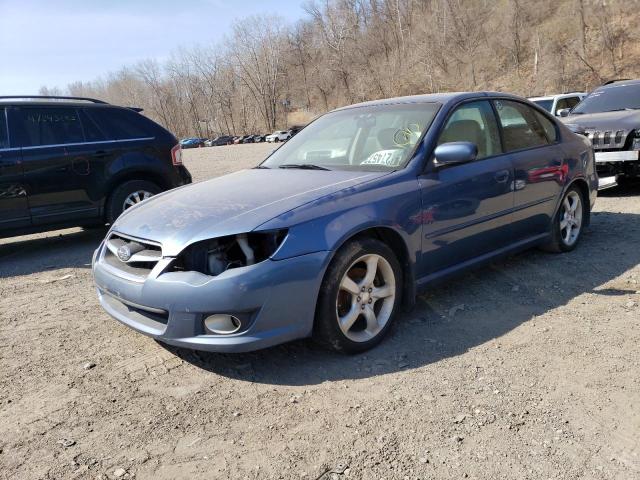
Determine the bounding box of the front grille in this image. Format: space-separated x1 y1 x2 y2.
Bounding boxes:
102 232 162 280
586 129 629 150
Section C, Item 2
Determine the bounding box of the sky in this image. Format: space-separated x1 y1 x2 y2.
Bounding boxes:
0 0 306 95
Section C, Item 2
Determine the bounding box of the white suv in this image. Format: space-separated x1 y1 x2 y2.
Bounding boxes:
529 92 586 117
266 130 292 143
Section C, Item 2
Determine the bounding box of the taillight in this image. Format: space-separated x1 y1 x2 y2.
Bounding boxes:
171 144 182 166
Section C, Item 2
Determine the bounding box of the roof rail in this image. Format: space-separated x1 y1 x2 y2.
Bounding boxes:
602 79 631 85
0 95 108 104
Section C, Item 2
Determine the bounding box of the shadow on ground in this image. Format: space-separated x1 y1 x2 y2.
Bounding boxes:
166 209 640 386
0 227 107 278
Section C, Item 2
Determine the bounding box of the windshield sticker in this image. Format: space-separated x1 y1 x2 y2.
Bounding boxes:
361 149 404 167
393 123 422 146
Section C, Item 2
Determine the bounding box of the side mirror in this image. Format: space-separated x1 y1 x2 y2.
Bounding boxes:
557 108 570 117
434 142 478 166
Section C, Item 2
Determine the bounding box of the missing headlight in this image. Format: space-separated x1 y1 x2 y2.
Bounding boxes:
171 230 288 276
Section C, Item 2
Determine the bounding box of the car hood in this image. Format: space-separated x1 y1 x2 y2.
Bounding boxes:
562 110 640 132
112 168 388 256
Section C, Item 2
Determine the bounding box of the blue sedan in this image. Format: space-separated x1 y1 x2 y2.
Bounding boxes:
92 92 597 353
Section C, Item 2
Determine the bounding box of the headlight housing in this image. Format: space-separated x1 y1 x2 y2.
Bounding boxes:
171 230 288 276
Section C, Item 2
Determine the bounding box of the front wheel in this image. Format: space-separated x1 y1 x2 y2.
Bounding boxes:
542 186 586 253
314 238 402 354
106 180 160 224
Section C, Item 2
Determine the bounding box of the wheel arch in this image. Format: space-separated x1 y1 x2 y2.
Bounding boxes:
102 170 168 220
321 225 416 312
567 177 591 228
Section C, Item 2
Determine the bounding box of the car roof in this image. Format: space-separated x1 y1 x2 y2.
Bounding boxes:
529 93 585 101
333 91 525 111
599 79 640 90
0 100 124 109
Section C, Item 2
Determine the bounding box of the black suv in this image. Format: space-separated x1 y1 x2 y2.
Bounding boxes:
560 79 640 188
0 96 191 237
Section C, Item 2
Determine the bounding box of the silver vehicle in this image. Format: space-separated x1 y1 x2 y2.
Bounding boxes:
528 92 586 117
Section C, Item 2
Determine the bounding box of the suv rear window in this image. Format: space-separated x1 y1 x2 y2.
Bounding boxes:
86 107 155 140
14 107 84 147
0 109 8 149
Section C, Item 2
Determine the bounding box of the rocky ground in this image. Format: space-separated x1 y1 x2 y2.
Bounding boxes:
1 143 638 479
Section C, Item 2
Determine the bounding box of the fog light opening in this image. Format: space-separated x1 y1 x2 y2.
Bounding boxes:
204 314 242 335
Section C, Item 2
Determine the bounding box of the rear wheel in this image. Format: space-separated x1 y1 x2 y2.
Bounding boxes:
106 180 160 224
542 186 585 252
314 238 402 354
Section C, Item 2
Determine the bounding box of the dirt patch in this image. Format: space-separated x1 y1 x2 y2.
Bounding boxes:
1 145 639 479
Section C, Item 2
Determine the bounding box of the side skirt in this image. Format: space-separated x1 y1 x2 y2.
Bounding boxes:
414 233 550 294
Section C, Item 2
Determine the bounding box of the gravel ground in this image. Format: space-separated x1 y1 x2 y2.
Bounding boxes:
1 144 639 480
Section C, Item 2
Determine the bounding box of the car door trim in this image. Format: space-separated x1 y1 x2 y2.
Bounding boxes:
17 137 155 151
424 207 515 239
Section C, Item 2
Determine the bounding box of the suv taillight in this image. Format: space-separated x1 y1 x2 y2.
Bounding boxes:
171 144 182 166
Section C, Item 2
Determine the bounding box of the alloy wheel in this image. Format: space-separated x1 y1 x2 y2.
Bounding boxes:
336 254 396 343
560 190 583 246
122 190 153 211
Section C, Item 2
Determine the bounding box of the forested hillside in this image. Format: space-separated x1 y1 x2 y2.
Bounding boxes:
42 0 638 137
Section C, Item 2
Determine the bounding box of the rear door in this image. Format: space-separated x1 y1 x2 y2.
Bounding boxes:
493 99 564 240
10 106 100 224
418 100 514 277
0 107 30 230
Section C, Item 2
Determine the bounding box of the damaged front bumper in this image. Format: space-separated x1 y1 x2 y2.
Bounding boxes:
92 239 330 352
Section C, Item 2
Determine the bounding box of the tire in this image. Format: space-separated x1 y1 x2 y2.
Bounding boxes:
105 180 161 224
313 237 403 354
541 185 586 253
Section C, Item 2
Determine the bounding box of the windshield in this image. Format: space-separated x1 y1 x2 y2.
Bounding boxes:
261 103 440 171
532 99 553 112
572 83 640 114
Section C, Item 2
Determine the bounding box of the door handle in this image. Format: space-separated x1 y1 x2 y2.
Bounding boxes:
92 150 108 158
494 170 510 183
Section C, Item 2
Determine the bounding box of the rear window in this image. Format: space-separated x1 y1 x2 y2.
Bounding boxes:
494 100 551 151
86 107 156 140
14 107 84 147
0 109 8 149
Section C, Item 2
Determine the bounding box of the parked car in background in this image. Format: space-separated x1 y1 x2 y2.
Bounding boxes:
93 91 596 354
180 137 206 149
232 136 243 144
240 135 256 144
205 135 234 147
0 95 191 238
253 134 266 143
266 130 292 142
288 125 305 138
529 92 586 117
560 79 640 189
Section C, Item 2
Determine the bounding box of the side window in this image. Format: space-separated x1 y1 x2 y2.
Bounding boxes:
15 107 84 147
555 97 580 115
86 108 155 140
533 111 558 143
565 96 581 109
0 109 8 149
79 109 107 142
437 100 501 159
494 100 550 152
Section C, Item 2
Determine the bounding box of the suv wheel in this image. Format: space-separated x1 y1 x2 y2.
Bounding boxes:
106 180 160 224
542 186 586 253
314 237 402 354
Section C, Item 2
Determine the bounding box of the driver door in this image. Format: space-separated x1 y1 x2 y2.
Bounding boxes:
417 100 515 279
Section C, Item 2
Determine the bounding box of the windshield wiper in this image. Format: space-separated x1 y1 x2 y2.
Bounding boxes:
278 163 331 171
254 165 270 169
604 108 639 112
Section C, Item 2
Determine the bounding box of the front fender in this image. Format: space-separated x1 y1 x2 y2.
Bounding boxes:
262 173 423 262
